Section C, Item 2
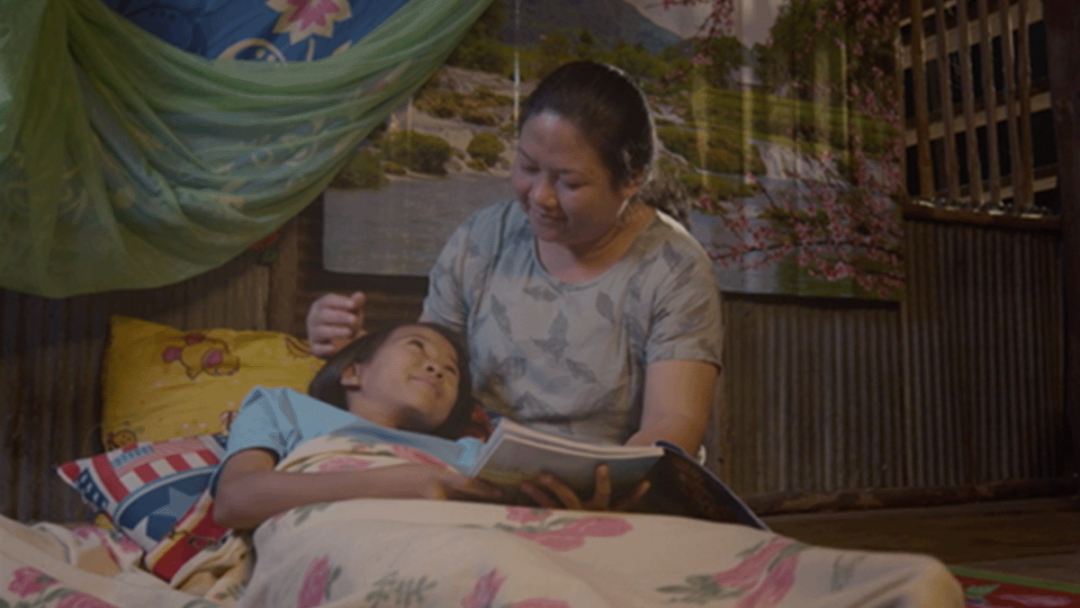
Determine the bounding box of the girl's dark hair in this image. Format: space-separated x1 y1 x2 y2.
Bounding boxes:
308 321 475 439
519 60 655 191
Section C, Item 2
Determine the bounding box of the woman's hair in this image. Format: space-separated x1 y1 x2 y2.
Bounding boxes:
519 60 655 191
308 321 475 439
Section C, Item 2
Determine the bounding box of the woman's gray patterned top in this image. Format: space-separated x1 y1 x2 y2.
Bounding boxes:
423 199 723 445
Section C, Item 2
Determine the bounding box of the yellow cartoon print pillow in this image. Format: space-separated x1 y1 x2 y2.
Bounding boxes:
102 315 325 448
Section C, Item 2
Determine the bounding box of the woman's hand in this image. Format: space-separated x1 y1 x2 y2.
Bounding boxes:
306 292 367 358
518 465 650 512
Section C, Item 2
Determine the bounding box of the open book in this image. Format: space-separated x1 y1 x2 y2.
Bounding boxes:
467 418 768 530
466 417 663 501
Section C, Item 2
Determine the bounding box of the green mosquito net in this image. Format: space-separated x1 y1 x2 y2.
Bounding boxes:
0 0 490 298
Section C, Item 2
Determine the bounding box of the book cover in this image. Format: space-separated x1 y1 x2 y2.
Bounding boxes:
636 442 769 530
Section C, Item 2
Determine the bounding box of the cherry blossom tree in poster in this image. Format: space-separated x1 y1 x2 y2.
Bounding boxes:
662 0 905 299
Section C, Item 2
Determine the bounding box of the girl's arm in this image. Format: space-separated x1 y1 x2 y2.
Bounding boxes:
213 448 502 530
626 359 720 455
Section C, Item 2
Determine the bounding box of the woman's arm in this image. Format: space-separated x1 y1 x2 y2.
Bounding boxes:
213 449 502 530
626 359 720 455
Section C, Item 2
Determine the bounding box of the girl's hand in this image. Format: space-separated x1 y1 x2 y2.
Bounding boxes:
306 292 367 358
518 465 651 512
394 464 504 502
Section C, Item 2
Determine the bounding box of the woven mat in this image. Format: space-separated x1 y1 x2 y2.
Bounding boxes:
951 566 1080 606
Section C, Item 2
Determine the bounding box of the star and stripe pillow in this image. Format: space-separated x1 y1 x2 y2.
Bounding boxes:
56 433 227 552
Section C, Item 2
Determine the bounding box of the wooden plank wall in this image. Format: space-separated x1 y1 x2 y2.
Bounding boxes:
1 199 1069 523
0 257 278 523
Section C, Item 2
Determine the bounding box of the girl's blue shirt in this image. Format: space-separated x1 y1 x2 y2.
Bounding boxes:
209 386 484 495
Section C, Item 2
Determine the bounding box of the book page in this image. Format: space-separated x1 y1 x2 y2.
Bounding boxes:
491 418 663 458
468 423 662 499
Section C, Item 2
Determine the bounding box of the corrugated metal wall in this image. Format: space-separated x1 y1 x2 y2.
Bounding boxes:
0 209 1070 523
902 220 1066 486
721 296 906 495
721 219 1068 508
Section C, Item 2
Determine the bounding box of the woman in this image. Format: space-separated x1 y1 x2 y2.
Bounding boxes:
307 61 723 479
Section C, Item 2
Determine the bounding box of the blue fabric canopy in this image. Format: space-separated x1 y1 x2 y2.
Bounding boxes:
99 0 410 61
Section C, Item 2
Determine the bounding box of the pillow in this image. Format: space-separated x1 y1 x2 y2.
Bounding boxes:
144 485 231 583
102 315 324 447
56 433 228 552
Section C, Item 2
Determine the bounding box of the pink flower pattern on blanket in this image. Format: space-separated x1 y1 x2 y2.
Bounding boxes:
72 525 144 566
7 567 119 607
9 566 57 597
713 537 794 591
315 456 375 472
461 568 505 608
390 444 451 467
734 551 798 608
496 508 632 551
297 555 335 608
461 568 570 608
657 537 806 605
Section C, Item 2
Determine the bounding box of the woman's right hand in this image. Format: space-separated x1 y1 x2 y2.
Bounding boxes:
306 292 367 358
518 465 651 512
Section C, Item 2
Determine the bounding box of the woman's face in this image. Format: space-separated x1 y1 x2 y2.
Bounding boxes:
345 326 461 432
511 111 640 248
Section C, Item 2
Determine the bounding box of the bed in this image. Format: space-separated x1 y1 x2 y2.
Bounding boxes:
0 316 963 607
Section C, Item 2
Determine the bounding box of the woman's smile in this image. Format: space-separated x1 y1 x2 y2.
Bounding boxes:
530 209 566 228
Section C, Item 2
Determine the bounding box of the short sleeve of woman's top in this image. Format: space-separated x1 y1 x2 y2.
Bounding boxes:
640 234 725 367
422 201 515 332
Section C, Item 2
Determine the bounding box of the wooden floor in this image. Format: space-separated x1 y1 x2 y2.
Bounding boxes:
762 496 1080 584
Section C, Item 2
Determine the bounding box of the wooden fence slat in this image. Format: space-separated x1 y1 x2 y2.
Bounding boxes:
976 0 1002 207
1015 0 1036 210
934 0 961 203
956 0 984 208
997 0 1022 209
910 0 936 198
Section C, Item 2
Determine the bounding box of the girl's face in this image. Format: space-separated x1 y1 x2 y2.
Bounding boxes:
511 111 641 248
342 326 461 432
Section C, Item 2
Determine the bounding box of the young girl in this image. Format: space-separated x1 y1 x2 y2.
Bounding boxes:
212 321 502 531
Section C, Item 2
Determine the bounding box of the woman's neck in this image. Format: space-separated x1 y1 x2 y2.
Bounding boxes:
537 203 654 284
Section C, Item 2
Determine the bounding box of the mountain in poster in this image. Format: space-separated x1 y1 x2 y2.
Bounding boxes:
499 0 683 54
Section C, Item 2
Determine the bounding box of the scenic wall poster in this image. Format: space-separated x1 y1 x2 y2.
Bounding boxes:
323 0 906 300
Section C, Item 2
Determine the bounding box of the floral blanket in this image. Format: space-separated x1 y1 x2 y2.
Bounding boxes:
3 434 964 607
